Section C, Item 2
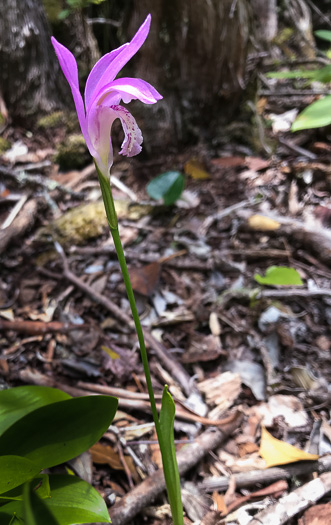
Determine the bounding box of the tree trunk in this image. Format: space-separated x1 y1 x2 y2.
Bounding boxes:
0 0 67 120
124 0 255 151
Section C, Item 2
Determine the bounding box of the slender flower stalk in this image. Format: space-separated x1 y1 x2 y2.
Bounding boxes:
52 15 184 524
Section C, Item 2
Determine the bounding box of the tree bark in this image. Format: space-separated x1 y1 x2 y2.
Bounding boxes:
124 0 254 150
0 0 67 120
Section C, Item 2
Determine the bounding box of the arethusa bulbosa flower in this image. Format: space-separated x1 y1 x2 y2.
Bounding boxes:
51 14 162 177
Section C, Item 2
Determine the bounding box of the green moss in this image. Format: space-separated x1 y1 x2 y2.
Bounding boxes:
55 134 90 170
37 111 66 129
42 0 62 23
0 137 11 154
273 28 294 45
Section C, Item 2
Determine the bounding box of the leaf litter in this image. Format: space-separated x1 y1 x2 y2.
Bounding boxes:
1 81 331 525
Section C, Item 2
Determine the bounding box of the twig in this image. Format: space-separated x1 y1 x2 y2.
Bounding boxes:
0 319 89 336
1 194 28 229
278 137 317 160
249 472 331 525
108 414 242 525
260 288 331 299
200 456 331 492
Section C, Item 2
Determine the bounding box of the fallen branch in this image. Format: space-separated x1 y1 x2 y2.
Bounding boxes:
200 456 331 492
108 413 243 525
0 319 89 336
249 472 331 525
0 199 38 252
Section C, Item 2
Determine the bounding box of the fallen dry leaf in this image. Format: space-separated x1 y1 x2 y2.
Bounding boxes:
248 214 281 231
130 261 161 297
184 159 211 180
259 426 319 468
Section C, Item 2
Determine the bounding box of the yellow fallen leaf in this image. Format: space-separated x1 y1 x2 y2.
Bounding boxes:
248 215 281 231
259 426 319 468
184 159 210 180
101 345 120 360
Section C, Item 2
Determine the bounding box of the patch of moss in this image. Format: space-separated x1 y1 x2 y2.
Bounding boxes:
0 137 11 154
42 0 62 23
55 134 90 170
37 111 66 129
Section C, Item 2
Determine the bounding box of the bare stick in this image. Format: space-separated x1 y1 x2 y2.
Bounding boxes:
249 472 331 525
200 456 331 492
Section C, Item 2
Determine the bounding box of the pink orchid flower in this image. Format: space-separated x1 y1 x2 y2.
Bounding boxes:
51 14 162 177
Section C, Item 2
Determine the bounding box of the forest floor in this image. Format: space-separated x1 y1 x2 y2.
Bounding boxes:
0 103 331 525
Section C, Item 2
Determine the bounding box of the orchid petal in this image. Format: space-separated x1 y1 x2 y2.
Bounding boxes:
84 43 128 108
86 15 151 109
93 78 163 107
87 104 115 176
51 37 94 154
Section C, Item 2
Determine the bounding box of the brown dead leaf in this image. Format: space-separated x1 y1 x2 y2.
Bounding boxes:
212 491 227 514
225 480 288 516
237 441 259 457
299 503 331 525
90 442 123 470
259 426 319 468
182 334 225 363
211 156 246 168
245 157 270 171
130 261 161 297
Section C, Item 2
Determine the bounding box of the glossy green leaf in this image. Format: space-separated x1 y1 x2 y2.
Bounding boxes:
315 30 331 43
0 475 111 524
292 95 331 131
0 456 40 495
0 475 50 502
0 386 71 436
159 386 184 525
0 396 118 469
254 266 303 286
22 481 58 525
146 171 185 205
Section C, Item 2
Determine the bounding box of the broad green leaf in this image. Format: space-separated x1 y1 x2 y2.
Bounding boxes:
22 481 58 525
0 396 118 469
254 266 303 286
159 386 184 525
0 386 71 436
292 95 331 131
0 475 50 501
146 171 185 205
0 456 40 495
0 475 111 524
315 29 331 43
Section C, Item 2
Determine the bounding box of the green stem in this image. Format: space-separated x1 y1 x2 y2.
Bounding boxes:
96 165 161 434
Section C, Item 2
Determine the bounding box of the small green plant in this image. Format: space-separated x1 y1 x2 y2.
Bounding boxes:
146 171 185 205
254 266 303 286
268 30 331 131
0 385 117 524
59 0 106 20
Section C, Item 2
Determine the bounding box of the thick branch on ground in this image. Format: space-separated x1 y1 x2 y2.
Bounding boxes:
108 413 242 525
249 472 331 525
0 199 38 252
200 456 331 492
